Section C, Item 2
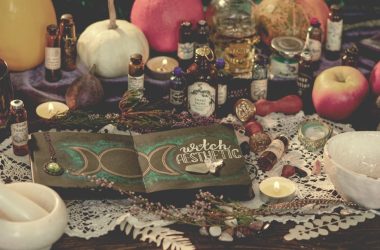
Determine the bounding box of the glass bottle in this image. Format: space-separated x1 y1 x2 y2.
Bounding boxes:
215 58 229 117
257 134 289 171
169 67 186 112
9 99 28 156
207 0 258 77
187 47 218 118
59 13 77 71
341 44 359 67
45 24 61 82
128 53 144 97
178 21 194 70
194 20 210 52
250 54 268 102
296 49 314 114
305 17 322 70
325 4 343 61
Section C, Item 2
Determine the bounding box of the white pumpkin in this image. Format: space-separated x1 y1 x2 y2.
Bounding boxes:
77 0 149 78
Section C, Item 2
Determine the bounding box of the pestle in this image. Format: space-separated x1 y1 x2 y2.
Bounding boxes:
0 184 48 221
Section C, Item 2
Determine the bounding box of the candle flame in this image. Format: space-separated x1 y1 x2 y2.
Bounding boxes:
162 58 168 66
273 181 280 192
48 102 54 114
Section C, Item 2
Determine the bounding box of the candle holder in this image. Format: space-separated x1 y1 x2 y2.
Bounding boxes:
36 101 69 119
259 176 297 203
146 56 179 80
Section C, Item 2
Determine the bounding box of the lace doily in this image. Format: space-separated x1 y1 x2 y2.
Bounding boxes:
0 112 373 240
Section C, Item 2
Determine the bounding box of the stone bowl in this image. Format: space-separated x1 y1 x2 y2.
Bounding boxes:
323 131 380 209
0 182 67 250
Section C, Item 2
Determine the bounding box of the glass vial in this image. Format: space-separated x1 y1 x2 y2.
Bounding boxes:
305 17 322 70
251 54 268 102
9 99 28 156
178 21 194 70
45 24 61 82
169 67 186 112
325 4 343 61
341 44 359 67
194 20 210 52
59 14 77 71
187 47 218 118
257 134 289 171
297 49 314 114
128 53 144 97
215 58 229 118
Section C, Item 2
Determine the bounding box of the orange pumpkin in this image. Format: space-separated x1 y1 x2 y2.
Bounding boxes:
255 0 329 45
0 0 56 71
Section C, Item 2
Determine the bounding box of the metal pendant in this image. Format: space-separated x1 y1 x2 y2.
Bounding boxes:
43 161 64 176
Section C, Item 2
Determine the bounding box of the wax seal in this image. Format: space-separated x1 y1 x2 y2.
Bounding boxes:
234 99 256 122
249 132 272 154
44 161 64 176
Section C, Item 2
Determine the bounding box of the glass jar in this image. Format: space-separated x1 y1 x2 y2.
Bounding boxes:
269 36 304 80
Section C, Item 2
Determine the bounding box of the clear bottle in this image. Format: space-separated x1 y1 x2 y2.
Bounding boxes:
45 24 61 82
59 13 77 71
215 58 229 117
207 0 258 77
195 20 211 52
257 134 289 171
305 17 322 70
250 54 268 102
128 53 144 97
9 99 28 156
178 21 194 70
341 44 359 67
296 49 314 114
169 67 186 112
325 4 343 61
186 47 218 118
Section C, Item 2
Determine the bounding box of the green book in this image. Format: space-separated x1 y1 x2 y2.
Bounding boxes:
30 125 252 200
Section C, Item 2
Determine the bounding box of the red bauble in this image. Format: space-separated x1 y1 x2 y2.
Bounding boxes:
131 0 204 52
244 120 263 137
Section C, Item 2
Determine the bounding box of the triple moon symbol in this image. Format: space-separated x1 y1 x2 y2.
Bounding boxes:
70 145 179 178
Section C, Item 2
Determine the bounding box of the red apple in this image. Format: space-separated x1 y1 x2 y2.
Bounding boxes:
312 66 369 121
370 61 380 95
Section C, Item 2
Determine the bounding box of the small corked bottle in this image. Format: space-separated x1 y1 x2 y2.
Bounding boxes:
59 13 77 71
45 24 61 82
257 134 289 171
9 100 29 156
128 53 145 97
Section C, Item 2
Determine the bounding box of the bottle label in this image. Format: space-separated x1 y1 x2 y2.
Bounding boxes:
188 82 216 117
218 84 227 105
250 79 268 101
128 75 144 91
297 73 312 96
170 89 185 105
45 47 61 70
178 43 194 60
265 139 285 159
307 38 322 62
326 19 343 52
270 58 298 79
11 121 28 147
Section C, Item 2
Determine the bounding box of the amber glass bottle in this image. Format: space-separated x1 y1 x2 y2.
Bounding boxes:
45 24 61 82
186 47 218 118
59 14 77 71
128 53 144 97
306 17 322 70
257 135 289 171
9 100 28 156
325 5 343 61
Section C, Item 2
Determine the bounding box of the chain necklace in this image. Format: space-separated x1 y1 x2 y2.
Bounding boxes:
43 131 64 176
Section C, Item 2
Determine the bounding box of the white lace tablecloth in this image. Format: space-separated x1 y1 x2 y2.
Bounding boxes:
0 112 374 240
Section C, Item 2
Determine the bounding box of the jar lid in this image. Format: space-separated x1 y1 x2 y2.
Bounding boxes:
10 99 24 109
298 120 332 151
271 36 304 58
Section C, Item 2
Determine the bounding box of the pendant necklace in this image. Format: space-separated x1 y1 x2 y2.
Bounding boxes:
43 132 64 176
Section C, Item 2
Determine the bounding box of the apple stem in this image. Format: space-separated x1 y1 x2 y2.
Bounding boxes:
108 0 118 29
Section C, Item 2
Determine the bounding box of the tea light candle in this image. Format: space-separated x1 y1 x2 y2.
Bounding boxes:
36 101 69 119
146 56 179 80
259 176 296 202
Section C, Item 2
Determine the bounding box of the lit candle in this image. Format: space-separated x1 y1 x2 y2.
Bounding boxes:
259 176 296 203
36 101 69 119
146 56 179 80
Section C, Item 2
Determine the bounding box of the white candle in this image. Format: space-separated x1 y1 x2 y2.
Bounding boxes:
259 176 296 201
146 56 179 80
36 101 69 119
